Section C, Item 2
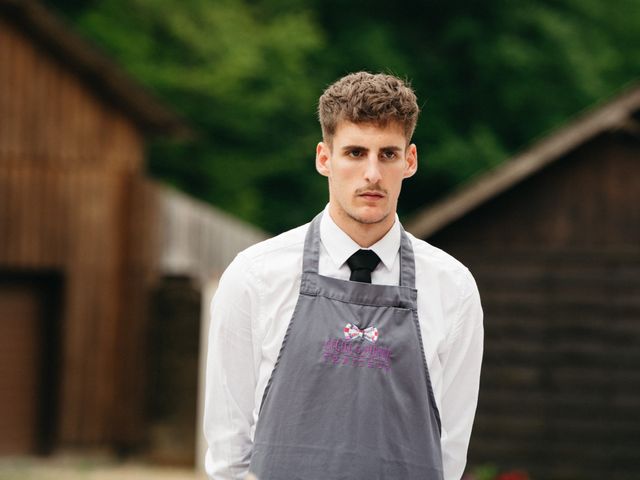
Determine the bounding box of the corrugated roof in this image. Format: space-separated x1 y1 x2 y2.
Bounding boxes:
0 0 191 138
406 82 640 238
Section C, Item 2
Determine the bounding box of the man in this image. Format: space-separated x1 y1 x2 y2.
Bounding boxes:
204 72 483 480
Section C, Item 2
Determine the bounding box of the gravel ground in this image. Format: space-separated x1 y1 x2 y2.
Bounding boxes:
0 456 206 480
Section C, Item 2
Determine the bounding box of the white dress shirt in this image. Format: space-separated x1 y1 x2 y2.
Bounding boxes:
204 207 483 480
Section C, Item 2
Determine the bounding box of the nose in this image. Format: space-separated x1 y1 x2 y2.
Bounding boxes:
364 154 382 184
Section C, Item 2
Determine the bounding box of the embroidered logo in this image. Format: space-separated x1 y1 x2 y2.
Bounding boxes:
343 323 378 343
322 324 392 372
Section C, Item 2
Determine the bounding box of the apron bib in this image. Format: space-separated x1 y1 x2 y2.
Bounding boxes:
249 212 443 480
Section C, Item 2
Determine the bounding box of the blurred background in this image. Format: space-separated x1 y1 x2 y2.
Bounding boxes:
0 0 639 479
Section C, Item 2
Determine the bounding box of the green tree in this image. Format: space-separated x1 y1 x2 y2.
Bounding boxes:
47 0 640 232
315 0 640 216
51 0 327 232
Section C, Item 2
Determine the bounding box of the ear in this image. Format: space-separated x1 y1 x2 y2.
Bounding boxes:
315 142 331 177
403 144 418 178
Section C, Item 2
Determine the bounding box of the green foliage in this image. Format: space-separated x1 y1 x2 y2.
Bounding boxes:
46 0 640 232
470 464 500 480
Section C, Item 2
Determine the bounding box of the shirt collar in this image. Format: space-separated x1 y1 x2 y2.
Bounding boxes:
320 205 400 272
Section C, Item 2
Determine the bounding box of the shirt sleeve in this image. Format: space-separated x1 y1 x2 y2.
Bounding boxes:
440 268 484 480
204 253 260 480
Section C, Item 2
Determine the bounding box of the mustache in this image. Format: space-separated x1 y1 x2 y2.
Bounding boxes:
355 185 387 195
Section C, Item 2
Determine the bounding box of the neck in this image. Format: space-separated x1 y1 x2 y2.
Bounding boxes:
328 205 396 248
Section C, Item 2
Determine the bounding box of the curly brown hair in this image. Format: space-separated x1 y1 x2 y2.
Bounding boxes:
318 72 420 145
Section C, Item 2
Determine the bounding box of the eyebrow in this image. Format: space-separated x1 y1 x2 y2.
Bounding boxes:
341 145 403 152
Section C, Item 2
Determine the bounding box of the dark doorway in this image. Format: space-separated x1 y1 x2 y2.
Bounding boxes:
0 271 62 455
146 275 201 466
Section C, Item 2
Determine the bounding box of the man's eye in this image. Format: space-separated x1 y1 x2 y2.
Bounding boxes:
348 150 363 158
382 151 397 160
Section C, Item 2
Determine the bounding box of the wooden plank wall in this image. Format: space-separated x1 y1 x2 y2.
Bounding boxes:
428 134 640 480
464 249 640 480
430 134 640 249
133 180 266 459
0 13 266 450
109 179 267 448
155 182 266 282
0 169 125 444
0 17 142 173
0 16 146 447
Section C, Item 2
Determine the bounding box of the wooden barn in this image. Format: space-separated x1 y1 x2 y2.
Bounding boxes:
0 0 264 463
408 84 640 480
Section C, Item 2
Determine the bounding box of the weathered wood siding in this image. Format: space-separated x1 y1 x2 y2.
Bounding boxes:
428 132 640 480
138 181 266 463
0 16 146 447
116 180 266 447
156 183 266 281
0 17 143 173
2 5 263 457
432 133 639 248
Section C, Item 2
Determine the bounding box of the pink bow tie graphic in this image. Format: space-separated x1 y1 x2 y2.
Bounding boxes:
343 323 379 343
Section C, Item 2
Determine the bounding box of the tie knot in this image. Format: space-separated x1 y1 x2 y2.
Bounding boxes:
346 249 380 283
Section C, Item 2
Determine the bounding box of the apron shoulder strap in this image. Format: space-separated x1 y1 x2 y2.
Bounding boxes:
302 211 323 275
302 211 416 289
398 226 416 289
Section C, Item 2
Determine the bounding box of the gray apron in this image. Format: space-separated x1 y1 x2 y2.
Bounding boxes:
249 212 443 480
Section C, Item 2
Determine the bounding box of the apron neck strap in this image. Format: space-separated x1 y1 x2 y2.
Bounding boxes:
398 224 416 289
302 211 323 275
302 211 416 289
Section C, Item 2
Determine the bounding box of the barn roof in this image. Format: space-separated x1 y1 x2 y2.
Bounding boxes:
406 82 640 238
0 0 190 138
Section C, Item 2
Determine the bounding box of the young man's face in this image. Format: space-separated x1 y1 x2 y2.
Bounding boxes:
316 120 417 234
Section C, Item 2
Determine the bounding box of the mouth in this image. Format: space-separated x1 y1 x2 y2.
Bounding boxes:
357 190 386 201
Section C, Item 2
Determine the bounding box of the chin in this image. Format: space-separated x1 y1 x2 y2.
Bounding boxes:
348 208 390 226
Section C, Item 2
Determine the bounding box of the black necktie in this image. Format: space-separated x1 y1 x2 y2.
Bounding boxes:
346 249 380 284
